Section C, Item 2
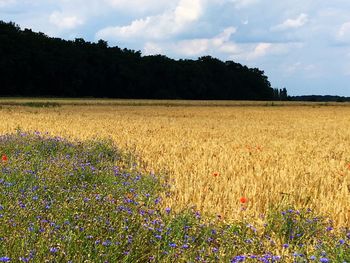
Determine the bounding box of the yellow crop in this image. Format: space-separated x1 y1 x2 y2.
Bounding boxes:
0 100 349 228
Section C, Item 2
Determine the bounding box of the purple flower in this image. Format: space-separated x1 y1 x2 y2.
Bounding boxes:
309 255 316 261
50 247 58 253
0 257 10 262
282 243 289 249
320 258 329 263
169 243 177 248
326 226 333 231
154 197 161 205
102 240 111 246
231 255 246 262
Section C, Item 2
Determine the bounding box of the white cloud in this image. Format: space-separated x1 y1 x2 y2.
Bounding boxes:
143 26 238 57
219 43 239 53
96 0 204 41
248 43 271 59
175 39 210 56
337 22 350 43
234 42 304 61
0 0 15 7
103 0 173 14
142 27 304 63
174 0 202 25
96 13 175 40
49 11 84 29
144 42 163 55
230 0 259 9
271 13 308 31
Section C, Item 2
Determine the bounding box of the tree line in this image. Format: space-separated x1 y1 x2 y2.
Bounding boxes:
289 95 350 102
0 21 285 100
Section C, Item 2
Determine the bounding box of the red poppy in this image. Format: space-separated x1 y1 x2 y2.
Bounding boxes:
240 197 248 204
1 154 8 162
212 172 220 177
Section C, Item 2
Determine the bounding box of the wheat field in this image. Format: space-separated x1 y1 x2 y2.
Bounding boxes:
0 100 349 228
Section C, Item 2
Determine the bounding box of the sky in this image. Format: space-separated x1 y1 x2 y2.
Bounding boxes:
1 0 350 96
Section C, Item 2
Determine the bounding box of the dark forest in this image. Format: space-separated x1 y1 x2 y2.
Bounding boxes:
0 21 286 100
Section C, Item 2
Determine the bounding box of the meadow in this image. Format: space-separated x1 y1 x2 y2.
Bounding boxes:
0 99 350 261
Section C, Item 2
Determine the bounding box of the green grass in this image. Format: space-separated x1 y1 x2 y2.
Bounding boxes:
0 131 349 262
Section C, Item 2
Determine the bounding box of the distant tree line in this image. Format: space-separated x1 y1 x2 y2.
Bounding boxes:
0 21 284 100
272 88 288 101
289 95 350 102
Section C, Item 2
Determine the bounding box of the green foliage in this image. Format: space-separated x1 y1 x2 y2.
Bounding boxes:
265 208 327 246
0 20 274 100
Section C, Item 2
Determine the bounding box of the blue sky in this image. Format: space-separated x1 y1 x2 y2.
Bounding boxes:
1 0 350 96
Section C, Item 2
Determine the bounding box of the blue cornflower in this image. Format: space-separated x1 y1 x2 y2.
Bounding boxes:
282 243 289 249
272 255 281 261
102 240 111 246
320 258 329 263
154 197 161 205
169 243 177 248
309 255 316 260
231 255 246 262
49 247 58 253
326 226 333 231
182 244 189 249
0 257 10 262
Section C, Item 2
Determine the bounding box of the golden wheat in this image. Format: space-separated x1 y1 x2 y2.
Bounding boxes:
0 102 349 227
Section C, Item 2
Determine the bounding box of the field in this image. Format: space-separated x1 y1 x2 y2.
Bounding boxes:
1 99 350 261
0 99 349 228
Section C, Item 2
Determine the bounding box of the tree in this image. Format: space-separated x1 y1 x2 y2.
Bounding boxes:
0 20 279 100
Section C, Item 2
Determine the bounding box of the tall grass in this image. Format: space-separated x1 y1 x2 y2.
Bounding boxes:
0 131 349 262
1 104 349 228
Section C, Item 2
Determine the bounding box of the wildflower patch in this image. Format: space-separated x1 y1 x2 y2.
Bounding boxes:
0 131 349 262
